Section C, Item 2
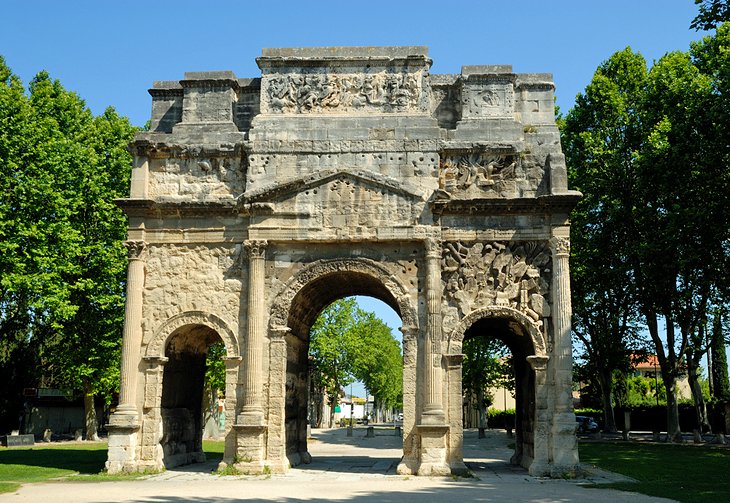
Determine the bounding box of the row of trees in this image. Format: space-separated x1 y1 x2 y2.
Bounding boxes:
563 9 730 438
308 298 403 427
0 57 137 437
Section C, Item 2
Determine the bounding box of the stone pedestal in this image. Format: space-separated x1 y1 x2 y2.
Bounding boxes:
416 424 450 475
233 424 268 473
105 422 141 473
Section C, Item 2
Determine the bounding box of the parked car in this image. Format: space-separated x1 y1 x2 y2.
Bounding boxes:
575 415 599 433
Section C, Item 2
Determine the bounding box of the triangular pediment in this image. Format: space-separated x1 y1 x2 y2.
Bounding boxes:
239 169 426 205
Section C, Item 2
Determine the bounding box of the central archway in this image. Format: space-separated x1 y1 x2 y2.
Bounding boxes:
267 258 419 469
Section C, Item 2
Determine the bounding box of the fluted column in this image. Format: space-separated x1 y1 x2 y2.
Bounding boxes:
113 240 146 422
550 236 573 411
548 236 579 473
422 237 445 423
240 239 267 424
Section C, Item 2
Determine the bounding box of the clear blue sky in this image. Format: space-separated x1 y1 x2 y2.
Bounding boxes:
1 1 708 127
1 1 715 398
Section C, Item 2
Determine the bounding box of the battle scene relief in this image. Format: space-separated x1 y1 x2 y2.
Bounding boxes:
264 71 428 114
441 241 552 326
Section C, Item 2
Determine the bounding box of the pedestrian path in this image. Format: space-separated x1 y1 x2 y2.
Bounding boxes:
2 427 674 502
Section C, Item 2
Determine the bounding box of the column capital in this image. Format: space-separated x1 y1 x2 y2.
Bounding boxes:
549 236 570 256
527 354 550 372
124 240 146 260
424 237 442 259
244 239 268 259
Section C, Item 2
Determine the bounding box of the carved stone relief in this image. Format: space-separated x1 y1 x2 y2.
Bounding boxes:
264 71 426 113
440 152 518 196
271 176 424 229
441 241 552 329
461 81 514 118
149 157 244 199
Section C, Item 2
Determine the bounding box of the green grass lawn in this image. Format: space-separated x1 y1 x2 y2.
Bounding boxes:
580 441 730 503
0 442 108 493
0 439 226 493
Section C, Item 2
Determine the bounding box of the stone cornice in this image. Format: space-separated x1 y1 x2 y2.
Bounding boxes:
115 198 238 217
431 192 582 217
128 136 245 158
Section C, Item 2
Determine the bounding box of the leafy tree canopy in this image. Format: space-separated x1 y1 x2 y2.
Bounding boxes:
0 56 138 435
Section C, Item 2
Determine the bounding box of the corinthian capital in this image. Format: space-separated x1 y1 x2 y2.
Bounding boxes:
549 237 570 256
244 240 268 259
424 237 442 259
124 240 146 260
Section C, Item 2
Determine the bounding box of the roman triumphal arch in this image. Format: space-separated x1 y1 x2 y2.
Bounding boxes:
106 46 581 477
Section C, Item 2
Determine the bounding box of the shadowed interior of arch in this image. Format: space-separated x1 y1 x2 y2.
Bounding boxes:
160 324 225 469
284 271 405 471
462 315 536 470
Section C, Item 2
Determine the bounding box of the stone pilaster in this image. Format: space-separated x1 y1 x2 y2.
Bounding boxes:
221 356 242 467
106 240 146 473
548 236 579 473
397 325 419 475
527 355 550 476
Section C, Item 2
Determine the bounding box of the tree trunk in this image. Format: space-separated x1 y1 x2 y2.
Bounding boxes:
328 396 336 428
687 352 710 433
83 380 99 441
663 374 683 442
711 310 730 401
477 385 487 438
597 366 617 432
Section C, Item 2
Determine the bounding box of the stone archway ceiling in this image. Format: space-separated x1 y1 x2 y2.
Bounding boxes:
463 316 533 357
165 324 222 354
288 271 401 341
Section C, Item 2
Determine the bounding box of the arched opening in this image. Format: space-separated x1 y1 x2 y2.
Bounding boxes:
160 324 224 468
459 314 539 470
283 270 406 469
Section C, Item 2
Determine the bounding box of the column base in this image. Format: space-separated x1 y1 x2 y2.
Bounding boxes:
420 408 446 425
416 424 450 476
233 423 267 472
105 421 141 474
237 409 265 426
396 455 418 475
550 412 579 474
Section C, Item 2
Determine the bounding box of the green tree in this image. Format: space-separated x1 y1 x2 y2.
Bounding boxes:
348 311 403 418
309 299 358 427
563 32 730 441
0 58 137 438
309 298 403 426
691 0 730 31
562 47 646 433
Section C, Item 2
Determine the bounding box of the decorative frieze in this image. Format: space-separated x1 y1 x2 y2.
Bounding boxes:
440 151 518 195
441 241 552 323
264 71 427 114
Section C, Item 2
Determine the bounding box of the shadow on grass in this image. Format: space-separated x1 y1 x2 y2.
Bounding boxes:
0 445 108 475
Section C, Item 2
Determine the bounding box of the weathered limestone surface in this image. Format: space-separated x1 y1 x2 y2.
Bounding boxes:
107 46 581 477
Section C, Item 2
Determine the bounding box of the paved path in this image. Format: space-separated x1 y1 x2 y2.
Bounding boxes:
2 428 675 503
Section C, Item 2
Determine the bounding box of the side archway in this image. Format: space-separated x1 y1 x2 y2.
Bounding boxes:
446 306 546 356
444 305 549 473
141 311 239 469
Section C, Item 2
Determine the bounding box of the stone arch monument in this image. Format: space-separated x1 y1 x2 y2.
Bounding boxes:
106 46 581 477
